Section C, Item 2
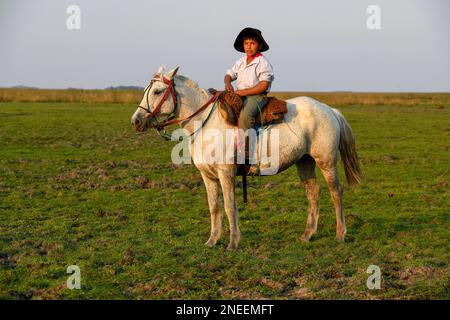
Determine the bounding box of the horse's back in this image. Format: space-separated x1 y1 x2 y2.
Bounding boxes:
286 96 336 119
260 96 341 169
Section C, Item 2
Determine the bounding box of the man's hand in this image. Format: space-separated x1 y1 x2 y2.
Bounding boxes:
224 75 234 92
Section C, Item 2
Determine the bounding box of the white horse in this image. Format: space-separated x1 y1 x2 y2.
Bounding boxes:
131 66 361 250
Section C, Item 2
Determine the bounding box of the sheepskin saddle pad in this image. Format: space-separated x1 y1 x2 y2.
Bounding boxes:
208 89 288 127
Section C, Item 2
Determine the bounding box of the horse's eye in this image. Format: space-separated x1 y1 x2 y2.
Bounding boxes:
154 90 162 95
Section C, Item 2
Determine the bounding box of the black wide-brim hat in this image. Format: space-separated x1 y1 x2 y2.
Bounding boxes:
233 27 269 53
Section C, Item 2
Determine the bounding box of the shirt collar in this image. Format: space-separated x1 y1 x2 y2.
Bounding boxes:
242 54 263 66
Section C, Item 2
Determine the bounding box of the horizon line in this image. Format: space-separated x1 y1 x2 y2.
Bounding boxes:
0 86 449 94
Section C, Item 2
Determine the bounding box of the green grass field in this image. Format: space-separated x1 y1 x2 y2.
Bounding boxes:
0 92 449 299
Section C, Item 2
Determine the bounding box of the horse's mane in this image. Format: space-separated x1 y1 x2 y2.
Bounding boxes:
174 75 209 97
175 75 199 90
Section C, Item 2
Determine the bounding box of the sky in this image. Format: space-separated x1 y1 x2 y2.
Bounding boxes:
0 0 449 92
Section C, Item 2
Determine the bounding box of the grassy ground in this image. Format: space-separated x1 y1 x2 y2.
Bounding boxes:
0 92 449 299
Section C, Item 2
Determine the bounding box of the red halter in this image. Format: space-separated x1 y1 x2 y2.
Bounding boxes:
140 75 177 120
139 75 221 130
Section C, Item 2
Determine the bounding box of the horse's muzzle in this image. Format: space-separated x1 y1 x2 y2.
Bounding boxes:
131 115 149 132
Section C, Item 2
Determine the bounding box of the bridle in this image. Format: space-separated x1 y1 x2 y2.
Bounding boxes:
138 75 221 134
138 75 178 129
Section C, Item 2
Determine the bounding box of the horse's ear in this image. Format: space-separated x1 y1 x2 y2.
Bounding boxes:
166 66 179 80
156 65 165 75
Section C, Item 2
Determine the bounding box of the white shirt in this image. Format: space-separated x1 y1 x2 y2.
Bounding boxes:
226 55 274 92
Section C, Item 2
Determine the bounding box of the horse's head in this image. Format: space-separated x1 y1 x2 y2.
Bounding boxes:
131 66 179 132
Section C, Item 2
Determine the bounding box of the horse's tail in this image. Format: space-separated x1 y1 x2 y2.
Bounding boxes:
332 108 362 186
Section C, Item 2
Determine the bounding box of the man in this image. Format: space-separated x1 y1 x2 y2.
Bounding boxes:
224 27 274 165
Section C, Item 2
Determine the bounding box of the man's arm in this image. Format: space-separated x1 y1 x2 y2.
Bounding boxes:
224 75 234 92
235 81 269 97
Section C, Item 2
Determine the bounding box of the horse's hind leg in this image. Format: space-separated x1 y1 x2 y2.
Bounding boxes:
296 155 321 242
316 160 346 241
200 172 223 247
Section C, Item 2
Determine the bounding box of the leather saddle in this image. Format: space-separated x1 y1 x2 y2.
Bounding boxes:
208 89 288 127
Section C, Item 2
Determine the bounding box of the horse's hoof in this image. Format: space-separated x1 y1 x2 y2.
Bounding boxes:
336 236 345 243
204 239 217 248
226 243 239 251
300 233 312 242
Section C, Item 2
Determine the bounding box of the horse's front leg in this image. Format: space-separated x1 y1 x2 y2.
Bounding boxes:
218 167 240 250
200 172 223 247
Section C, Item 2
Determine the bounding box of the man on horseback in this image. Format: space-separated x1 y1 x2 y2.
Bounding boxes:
224 27 274 165
132 39 361 246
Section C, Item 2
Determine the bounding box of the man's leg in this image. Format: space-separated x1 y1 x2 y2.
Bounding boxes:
238 94 267 131
237 94 267 165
